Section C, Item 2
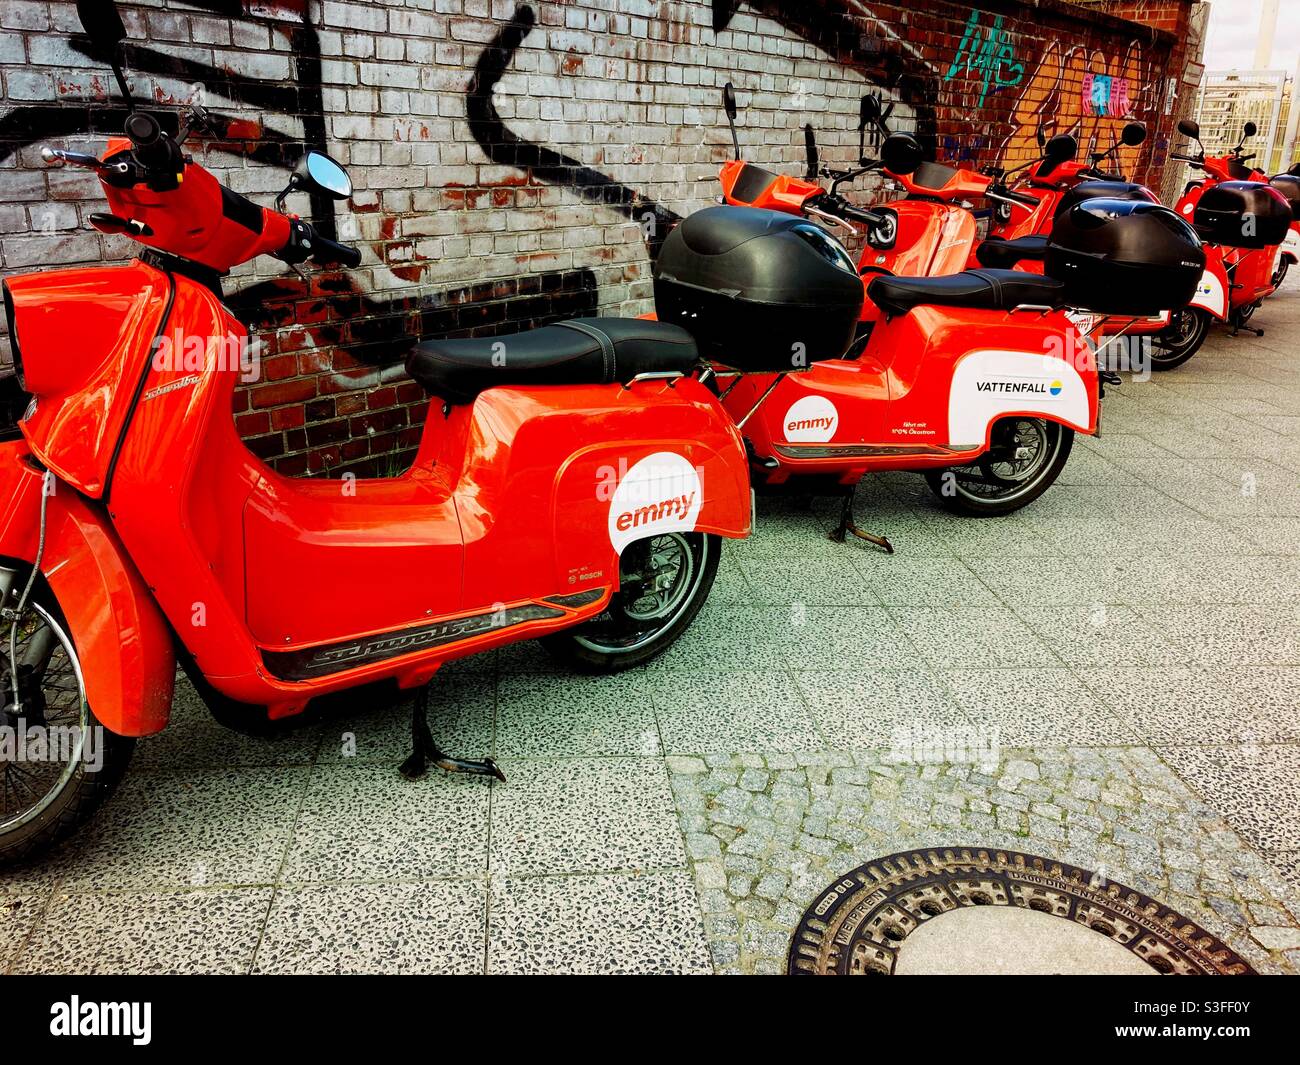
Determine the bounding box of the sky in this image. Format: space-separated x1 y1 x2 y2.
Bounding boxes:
1203 0 1300 73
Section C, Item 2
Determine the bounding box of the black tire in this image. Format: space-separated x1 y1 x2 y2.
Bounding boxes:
924 419 1074 517
1273 259 1290 288
0 587 134 868
541 532 720 672
1150 307 1210 371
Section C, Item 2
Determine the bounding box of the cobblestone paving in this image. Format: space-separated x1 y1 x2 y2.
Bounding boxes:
3 290 1300 973
669 749 1300 974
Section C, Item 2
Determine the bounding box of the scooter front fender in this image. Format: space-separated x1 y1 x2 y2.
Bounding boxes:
0 442 174 737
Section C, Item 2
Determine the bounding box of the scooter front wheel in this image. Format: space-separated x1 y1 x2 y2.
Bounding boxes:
924 419 1073 517
1149 307 1210 371
0 586 134 867
541 532 719 672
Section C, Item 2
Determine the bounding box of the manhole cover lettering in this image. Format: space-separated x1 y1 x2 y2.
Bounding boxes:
788 848 1255 975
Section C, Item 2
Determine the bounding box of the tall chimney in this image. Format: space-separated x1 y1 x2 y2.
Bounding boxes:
1255 0 1279 69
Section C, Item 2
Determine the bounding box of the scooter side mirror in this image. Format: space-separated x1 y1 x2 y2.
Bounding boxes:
76 0 126 47
75 0 136 109
722 82 739 160
1043 133 1078 166
1121 122 1147 148
292 152 353 200
1244 120 1258 138
804 124 819 181
1178 118 1201 141
880 131 924 176
857 95 881 164
859 95 880 129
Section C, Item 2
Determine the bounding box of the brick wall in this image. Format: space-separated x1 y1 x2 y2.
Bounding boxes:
0 0 1198 476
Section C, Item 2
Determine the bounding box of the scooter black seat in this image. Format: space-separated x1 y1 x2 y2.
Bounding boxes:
868 269 1066 317
406 317 700 404
975 234 1050 269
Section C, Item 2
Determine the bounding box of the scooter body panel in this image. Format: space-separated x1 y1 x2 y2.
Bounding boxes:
724 305 1096 484
4 262 172 498
0 441 175 736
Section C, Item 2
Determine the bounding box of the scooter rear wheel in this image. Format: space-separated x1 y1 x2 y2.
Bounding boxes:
541 532 719 672
924 418 1073 517
0 586 134 868
1274 260 1290 288
1149 307 1210 371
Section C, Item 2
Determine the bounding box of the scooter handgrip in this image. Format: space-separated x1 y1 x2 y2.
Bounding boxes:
312 234 361 269
841 203 883 226
124 111 175 171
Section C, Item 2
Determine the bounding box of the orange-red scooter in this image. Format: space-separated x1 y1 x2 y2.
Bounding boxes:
1158 118 1294 367
679 86 1103 529
0 1 757 864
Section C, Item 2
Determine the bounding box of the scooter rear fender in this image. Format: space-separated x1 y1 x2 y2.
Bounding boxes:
0 442 174 737
1190 251 1230 320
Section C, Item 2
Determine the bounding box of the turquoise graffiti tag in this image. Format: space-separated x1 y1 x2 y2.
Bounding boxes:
943 9 1025 107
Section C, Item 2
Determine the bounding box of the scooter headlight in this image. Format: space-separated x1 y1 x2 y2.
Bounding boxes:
866 209 898 250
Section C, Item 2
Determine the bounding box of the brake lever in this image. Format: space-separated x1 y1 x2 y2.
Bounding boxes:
986 188 1034 214
40 147 109 173
803 202 857 236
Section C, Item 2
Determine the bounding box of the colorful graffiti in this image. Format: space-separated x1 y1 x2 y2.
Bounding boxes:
1001 38 1150 174
943 9 1025 107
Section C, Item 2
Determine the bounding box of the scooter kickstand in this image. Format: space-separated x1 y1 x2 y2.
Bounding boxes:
400 686 505 782
828 490 894 554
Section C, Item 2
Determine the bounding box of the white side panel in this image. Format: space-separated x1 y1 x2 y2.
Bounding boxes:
948 349 1091 446
1189 266 1228 318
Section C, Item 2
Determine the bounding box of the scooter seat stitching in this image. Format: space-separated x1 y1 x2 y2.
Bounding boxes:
553 320 616 381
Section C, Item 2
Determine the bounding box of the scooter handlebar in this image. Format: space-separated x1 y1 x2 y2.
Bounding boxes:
276 217 361 269
988 184 1038 208
838 202 886 226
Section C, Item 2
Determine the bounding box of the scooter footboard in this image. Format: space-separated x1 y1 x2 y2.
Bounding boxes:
0 442 174 736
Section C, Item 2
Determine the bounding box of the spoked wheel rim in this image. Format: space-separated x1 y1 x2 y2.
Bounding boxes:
0 603 88 834
1151 308 1207 365
944 419 1063 504
574 533 704 653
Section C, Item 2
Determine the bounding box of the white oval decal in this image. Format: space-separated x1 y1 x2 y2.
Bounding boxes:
608 451 703 555
782 395 838 442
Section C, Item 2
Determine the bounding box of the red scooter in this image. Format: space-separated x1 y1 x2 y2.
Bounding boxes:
969 126 1196 365
679 85 1105 531
1158 119 1294 367
974 124 1151 268
0 1 759 864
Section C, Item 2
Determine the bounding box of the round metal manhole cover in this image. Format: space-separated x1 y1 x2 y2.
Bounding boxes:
787 848 1256 975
